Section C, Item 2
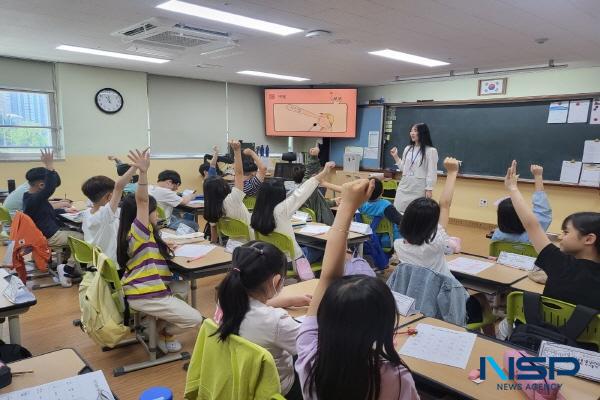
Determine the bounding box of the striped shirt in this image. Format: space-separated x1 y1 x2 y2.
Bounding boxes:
243 175 262 196
122 219 172 300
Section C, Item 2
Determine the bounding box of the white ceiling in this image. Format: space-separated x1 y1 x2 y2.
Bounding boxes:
2 0 600 86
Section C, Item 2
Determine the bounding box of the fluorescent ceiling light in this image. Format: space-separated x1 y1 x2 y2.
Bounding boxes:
56 45 170 64
368 49 449 67
237 70 309 81
157 0 302 36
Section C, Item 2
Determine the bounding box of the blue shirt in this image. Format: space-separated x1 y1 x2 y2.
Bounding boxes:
358 198 400 248
491 191 552 243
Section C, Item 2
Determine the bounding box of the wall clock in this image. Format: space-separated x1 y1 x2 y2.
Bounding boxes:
95 88 123 114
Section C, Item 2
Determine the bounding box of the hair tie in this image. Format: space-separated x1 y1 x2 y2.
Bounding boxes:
232 267 240 272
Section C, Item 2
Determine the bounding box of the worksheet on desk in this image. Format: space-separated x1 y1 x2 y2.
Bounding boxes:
0 370 114 400
447 257 493 275
399 323 476 369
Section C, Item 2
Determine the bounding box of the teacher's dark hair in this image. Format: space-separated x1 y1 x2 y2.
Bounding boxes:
409 123 433 166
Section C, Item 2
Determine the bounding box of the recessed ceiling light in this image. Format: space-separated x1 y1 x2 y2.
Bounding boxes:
237 70 309 81
56 45 170 64
156 0 302 36
368 49 449 67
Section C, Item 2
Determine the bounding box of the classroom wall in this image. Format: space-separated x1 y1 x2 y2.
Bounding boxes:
359 66 600 232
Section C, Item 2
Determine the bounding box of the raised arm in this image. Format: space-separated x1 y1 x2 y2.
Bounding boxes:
303 146 321 181
505 160 551 253
127 149 150 227
32 149 59 203
320 180 343 193
243 148 267 181
390 147 402 167
532 164 544 192
110 163 138 213
307 179 375 316
209 146 219 171
438 157 460 229
230 140 244 191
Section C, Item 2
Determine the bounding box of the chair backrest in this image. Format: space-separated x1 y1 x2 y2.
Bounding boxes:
506 291 600 350
68 236 97 265
184 319 282 400
489 240 537 257
93 248 125 314
243 196 257 211
217 217 251 241
360 214 394 251
156 205 166 220
381 179 398 202
254 231 295 260
0 206 11 224
299 207 316 222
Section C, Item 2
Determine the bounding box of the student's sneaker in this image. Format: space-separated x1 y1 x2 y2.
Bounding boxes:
57 264 72 288
157 335 182 354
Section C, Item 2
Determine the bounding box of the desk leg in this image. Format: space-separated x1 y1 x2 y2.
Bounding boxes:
191 278 197 309
358 243 364 257
8 316 20 345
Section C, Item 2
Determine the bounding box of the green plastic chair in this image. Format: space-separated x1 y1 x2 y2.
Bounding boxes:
243 196 257 211
360 214 395 253
381 179 398 202
68 236 98 267
299 207 316 222
255 231 321 277
93 248 125 313
0 206 11 224
217 217 251 243
156 205 166 220
466 296 497 333
489 241 537 258
507 291 600 350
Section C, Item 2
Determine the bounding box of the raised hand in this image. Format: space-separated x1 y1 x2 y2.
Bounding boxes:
243 148 256 156
40 148 54 168
323 161 335 171
443 157 461 173
504 160 519 190
530 164 543 177
340 179 375 210
127 148 150 173
309 146 320 156
229 140 241 151
390 146 398 158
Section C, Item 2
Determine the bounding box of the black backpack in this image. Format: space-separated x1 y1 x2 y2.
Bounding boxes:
508 292 598 352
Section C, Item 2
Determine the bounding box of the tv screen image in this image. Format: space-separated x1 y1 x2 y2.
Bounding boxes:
265 88 357 138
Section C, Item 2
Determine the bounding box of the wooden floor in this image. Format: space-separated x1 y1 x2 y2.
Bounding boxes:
13 223 491 400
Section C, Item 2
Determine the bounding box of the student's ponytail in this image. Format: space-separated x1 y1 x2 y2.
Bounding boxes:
215 241 287 341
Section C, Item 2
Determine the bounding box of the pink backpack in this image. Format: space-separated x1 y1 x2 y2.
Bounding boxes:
344 253 376 277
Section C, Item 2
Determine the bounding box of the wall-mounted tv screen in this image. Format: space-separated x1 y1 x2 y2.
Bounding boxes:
265 88 357 138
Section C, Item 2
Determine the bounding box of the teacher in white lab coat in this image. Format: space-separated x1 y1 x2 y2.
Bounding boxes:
390 123 439 213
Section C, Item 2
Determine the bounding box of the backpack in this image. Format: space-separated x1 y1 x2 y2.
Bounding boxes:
508 292 598 352
344 250 376 277
354 214 389 270
78 252 129 348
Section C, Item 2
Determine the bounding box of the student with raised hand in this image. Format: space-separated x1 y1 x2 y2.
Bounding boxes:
199 145 221 178
215 241 311 400
81 162 138 263
149 169 198 231
390 123 439 213
117 148 202 354
493 164 552 243
295 178 419 400
393 157 460 277
242 147 267 196
203 140 253 241
503 160 600 309
251 161 335 262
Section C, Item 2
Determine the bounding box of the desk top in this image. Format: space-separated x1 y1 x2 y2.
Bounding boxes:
394 317 600 400
170 241 232 271
0 348 90 394
280 279 423 326
447 253 529 286
0 272 36 314
294 222 369 242
510 276 545 294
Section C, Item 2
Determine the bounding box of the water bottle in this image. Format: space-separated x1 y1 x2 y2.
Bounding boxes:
265 145 270 157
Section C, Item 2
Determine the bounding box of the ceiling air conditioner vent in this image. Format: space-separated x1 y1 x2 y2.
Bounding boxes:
112 17 237 53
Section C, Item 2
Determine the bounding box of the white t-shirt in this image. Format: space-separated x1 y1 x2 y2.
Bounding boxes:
239 298 300 395
222 187 254 239
393 224 452 277
82 205 119 262
149 185 182 220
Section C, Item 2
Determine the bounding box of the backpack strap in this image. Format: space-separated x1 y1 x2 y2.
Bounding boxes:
562 304 598 341
523 292 543 326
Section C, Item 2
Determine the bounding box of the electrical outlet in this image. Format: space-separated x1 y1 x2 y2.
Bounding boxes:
479 199 488 207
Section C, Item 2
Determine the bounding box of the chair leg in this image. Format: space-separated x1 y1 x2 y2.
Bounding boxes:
113 314 190 377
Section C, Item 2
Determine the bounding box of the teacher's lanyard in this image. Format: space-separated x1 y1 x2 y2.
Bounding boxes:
407 147 421 173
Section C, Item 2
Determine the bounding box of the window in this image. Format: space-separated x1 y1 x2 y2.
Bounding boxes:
0 89 58 159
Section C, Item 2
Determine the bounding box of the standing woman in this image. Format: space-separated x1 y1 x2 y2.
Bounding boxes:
390 123 439 213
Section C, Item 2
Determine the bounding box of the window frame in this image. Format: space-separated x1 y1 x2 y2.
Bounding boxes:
0 87 61 161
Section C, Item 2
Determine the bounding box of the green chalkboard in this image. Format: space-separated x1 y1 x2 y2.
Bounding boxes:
382 100 600 181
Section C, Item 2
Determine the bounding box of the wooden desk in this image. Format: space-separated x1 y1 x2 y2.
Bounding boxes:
169 241 232 307
510 276 544 294
0 275 37 345
0 348 91 394
280 279 423 326
447 253 530 286
294 223 370 256
395 317 600 400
